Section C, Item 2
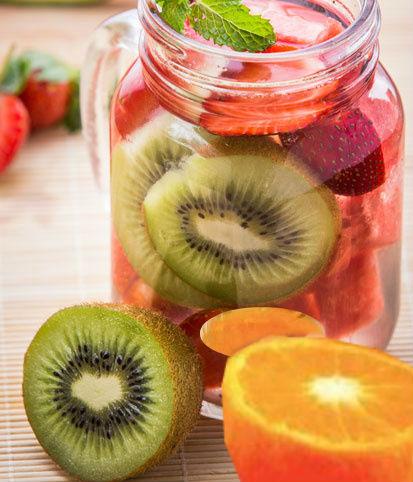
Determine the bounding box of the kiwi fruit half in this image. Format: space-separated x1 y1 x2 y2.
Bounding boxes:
143 153 340 305
111 114 223 308
23 304 202 482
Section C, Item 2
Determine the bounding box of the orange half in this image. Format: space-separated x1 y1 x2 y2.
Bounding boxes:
223 337 413 482
200 307 324 356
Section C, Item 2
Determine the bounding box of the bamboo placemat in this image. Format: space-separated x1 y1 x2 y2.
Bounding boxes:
0 1 412 480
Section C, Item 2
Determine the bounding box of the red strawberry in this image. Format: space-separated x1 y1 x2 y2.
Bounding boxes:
20 75 71 129
281 108 385 196
0 94 29 173
113 60 161 139
0 51 80 131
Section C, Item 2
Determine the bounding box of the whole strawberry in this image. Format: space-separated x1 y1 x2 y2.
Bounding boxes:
0 94 29 173
0 51 80 132
280 108 385 196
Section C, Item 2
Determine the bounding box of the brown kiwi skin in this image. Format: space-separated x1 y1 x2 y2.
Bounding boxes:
23 303 203 482
105 304 203 479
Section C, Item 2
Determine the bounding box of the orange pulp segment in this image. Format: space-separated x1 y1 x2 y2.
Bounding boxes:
223 337 413 482
200 307 324 356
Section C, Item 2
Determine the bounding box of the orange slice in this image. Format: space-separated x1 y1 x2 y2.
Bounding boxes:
223 337 413 482
200 307 324 356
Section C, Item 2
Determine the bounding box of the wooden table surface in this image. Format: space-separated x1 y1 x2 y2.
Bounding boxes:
0 1 412 481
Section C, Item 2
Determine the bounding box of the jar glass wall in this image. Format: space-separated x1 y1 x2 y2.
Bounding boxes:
107 0 404 418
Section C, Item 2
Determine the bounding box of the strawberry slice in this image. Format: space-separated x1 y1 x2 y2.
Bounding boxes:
314 251 384 338
183 1 344 136
245 0 343 47
113 60 161 139
0 94 29 173
281 108 385 196
200 54 338 136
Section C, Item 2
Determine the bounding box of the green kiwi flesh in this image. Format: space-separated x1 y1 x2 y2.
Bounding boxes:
111 114 224 309
23 304 203 482
143 153 340 305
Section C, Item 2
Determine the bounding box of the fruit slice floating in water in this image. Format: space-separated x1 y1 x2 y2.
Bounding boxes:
200 58 338 136
223 337 413 482
280 108 386 196
198 0 344 136
114 60 161 139
180 309 228 388
111 113 224 309
144 152 340 305
23 304 202 482
245 0 344 47
313 250 384 338
201 307 324 356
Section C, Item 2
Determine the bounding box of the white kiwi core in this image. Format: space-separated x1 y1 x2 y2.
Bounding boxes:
71 373 124 410
195 215 271 252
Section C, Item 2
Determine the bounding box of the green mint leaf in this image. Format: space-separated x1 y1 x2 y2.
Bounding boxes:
189 0 275 52
63 70 81 132
156 0 190 33
0 54 31 94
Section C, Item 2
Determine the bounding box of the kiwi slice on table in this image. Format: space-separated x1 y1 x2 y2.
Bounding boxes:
111 114 224 309
143 153 340 306
23 304 202 482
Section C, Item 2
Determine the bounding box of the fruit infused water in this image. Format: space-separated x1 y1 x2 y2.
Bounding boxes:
109 0 404 414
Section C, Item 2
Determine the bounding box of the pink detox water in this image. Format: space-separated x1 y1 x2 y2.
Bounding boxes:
110 0 404 408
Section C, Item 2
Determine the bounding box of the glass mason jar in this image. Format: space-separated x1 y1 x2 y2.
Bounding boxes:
81 0 404 418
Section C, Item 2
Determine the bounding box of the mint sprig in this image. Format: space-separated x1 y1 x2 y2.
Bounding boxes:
157 0 190 32
156 0 276 52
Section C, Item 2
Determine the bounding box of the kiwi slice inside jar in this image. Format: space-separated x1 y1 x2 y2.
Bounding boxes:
23 304 202 482
143 153 340 306
111 114 225 308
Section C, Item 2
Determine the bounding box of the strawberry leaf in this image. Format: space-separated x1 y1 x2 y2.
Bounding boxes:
157 0 190 32
155 0 276 52
0 55 31 95
19 51 72 83
189 0 275 52
63 71 81 132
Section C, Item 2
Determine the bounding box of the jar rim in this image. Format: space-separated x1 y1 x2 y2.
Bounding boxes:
139 0 380 62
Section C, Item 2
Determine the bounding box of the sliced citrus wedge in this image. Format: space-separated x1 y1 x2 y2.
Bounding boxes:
223 337 413 482
200 307 324 356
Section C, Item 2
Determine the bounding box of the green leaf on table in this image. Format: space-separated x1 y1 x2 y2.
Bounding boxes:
19 51 72 83
157 0 190 32
189 0 276 52
63 70 81 132
0 53 31 95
